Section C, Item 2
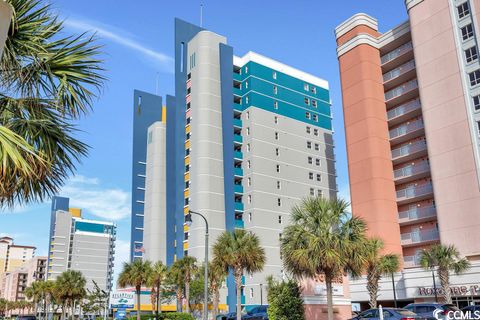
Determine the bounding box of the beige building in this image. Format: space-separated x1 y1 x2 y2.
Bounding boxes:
0 1 12 57
0 237 36 280
336 0 480 310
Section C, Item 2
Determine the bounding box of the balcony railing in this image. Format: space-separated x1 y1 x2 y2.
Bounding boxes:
394 162 430 179
234 167 243 177
385 79 418 102
396 183 433 201
398 206 437 223
235 219 244 229
391 140 427 160
403 255 421 267
234 184 244 194
234 151 243 160
401 229 440 245
234 202 244 212
389 119 424 140
381 41 414 65
383 60 416 83
387 99 421 121
233 118 242 128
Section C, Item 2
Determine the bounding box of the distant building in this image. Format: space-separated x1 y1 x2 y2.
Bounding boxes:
0 237 36 281
0 257 47 302
47 196 116 292
0 1 12 56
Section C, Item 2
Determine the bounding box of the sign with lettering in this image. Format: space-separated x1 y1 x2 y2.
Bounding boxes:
418 285 479 297
110 292 135 309
314 284 344 296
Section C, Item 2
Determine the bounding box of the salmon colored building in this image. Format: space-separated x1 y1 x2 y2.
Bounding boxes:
336 0 480 309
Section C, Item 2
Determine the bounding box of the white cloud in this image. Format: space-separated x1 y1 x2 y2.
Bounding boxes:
60 176 130 221
63 17 174 72
112 239 130 289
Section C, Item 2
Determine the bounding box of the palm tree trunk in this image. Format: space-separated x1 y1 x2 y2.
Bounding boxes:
136 286 141 320
156 284 161 317
212 285 219 320
185 280 190 314
235 270 242 320
367 269 380 309
61 303 66 320
176 287 183 313
325 272 334 320
438 268 452 304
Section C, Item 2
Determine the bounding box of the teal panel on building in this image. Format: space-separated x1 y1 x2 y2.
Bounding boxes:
75 221 107 234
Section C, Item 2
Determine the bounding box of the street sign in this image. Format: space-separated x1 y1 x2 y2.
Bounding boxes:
115 308 127 320
110 291 134 309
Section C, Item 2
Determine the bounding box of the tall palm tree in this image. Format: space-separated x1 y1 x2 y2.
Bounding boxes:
0 298 7 317
208 258 228 320
364 238 399 308
168 261 185 313
213 229 266 320
42 280 56 320
420 244 470 303
117 259 152 320
0 0 105 208
55 270 86 320
147 261 168 319
281 197 367 320
24 281 44 317
176 256 198 314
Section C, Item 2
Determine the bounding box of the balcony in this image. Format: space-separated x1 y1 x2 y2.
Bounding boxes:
233 118 242 128
385 79 419 108
233 101 243 112
391 140 428 165
396 183 434 205
234 167 243 177
389 119 424 145
383 60 416 90
387 99 422 126
393 161 430 184
234 184 244 194
233 72 242 81
398 206 437 225
235 219 244 229
234 151 243 160
234 202 244 212
234 134 243 145
381 41 414 67
401 229 440 247
233 87 242 97
403 255 421 268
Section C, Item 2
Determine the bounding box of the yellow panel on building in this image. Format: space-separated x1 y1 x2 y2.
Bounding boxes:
69 208 82 217
184 189 189 198
185 140 190 149
184 207 189 214
185 156 190 165
185 125 191 134
184 172 190 181
162 106 167 123
183 225 189 232
183 242 188 250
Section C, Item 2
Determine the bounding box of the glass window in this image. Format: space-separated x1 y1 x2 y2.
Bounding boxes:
477 121 480 135
308 156 313 164
312 100 317 107
274 116 278 124
278 215 282 224
276 148 279 156
314 129 319 136
274 101 278 109
310 188 315 195
305 97 310 105
277 181 281 189
306 112 311 119
304 83 309 91
316 174 321 181
272 71 277 79
277 198 281 206
307 141 312 149
306 126 311 133
462 24 474 41
316 158 320 166
473 95 480 111
313 114 318 122
273 85 278 94
315 143 319 151
246 127 250 135
311 86 317 94
309 172 313 180
275 132 279 140
276 164 280 173
458 2 470 19
465 46 478 63
469 69 480 86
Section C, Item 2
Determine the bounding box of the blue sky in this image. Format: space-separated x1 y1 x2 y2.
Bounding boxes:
0 0 407 279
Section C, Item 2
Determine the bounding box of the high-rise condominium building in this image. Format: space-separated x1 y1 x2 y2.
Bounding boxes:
47 196 116 292
130 90 163 261
0 237 35 279
336 0 480 308
139 18 339 315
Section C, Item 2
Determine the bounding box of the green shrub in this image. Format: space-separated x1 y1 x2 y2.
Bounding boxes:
267 279 305 320
129 313 194 320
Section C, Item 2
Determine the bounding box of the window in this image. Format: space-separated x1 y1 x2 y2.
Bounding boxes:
247 143 251 152
272 71 277 79
473 95 480 111
315 143 319 151
245 96 249 104
311 86 317 94
184 198 189 205
247 160 251 168
276 148 279 156
248 195 252 203
274 116 278 124
276 164 280 173
458 2 470 19
279 233 282 240
277 181 281 189
306 126 311 134
469 69 480 86
245 66 248 74
246 127 250 135
316 174 321 182
186 117 191 124
274 101 278 109
462 24 474 41
185 132 191 140
246 111 250 119
277 198 282 206
245 81 248 89
275 132 279 140
310 188 315 196
306 112 311 119
312 100 317 107
248 212 252 222
304 83 309 91
313 114 318 122
304 97 310 105
309 172 314 180
477 121 480 135
247 177 251 186
307 141 312 149
314 129 319 136
317 189 323 197
249 288 254 298
273 85 278 94
278 215 282 224
308 156 313 164
316 158 321 166
465 46 478 63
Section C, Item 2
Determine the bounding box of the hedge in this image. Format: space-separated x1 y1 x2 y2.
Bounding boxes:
129 313 194 320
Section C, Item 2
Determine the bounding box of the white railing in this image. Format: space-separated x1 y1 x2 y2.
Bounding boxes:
391 140 427 159
396 183 433 200
385 79 418 101
398 206 437 222
383 60 416 82
381 41 414 65
387 99 421 120
394 162 430 179
401 229 439 245
389 119 424 139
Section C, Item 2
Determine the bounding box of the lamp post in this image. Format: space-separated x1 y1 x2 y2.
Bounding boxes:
186 210 209 320
431 267 438 303
259 284 263 306
391 273 398 308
